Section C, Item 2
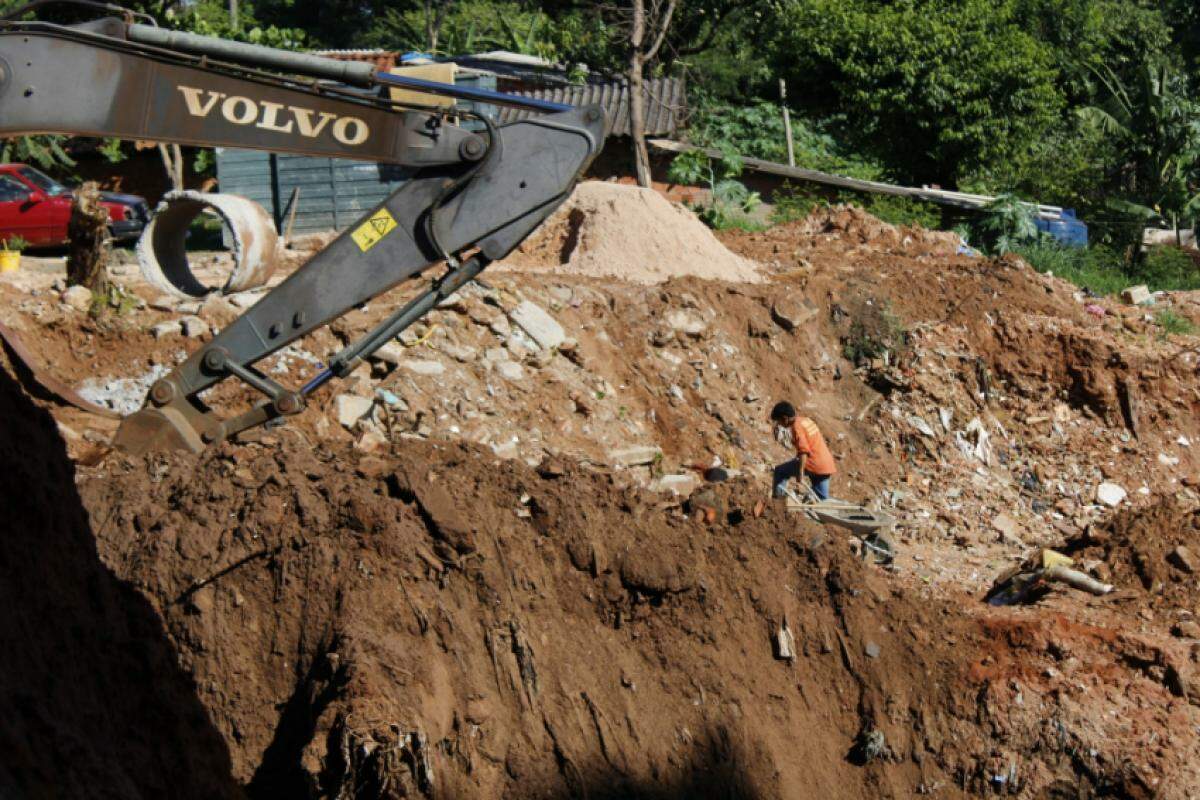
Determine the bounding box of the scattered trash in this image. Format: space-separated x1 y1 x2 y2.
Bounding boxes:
986 549 1114 605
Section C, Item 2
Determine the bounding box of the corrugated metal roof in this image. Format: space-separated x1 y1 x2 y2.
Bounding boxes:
495 76 685 137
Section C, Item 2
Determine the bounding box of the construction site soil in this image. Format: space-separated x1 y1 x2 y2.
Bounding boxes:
2 184 1200 798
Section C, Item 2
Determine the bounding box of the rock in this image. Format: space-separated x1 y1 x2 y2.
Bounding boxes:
61 285 93 311
771 294 819 331
609 445 661 468
992 513 1023 544
1173 620 1200 639
372 342 405 366
495 360 524 381
1096 482 1127 507
176 300 202 314
1169 546 1197 574
1121 285 1152 305
400 359 445 377
335 394 374 428
483 347 508 364
228 291 264 309
651 473 701 496
180 315 210 338
864 640 882 659
198 294 239 323
665 310 706 337
1159 453 1181 467
508 300 565 350
355 429 388 453
439 343 477 362
150 320 180 339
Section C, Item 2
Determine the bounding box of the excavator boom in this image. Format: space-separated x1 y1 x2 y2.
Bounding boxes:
0 8 605 453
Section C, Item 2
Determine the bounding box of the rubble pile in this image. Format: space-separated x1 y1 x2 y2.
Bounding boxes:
1 185 1200 797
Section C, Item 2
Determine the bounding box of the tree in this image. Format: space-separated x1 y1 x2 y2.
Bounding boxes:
627 0 677 186
1078 61 1200 238
762 0 1064 185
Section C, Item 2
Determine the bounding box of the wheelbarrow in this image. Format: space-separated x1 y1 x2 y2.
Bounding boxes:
784 486 897 565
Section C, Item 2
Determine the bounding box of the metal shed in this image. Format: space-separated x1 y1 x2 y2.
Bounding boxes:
215 148 413 237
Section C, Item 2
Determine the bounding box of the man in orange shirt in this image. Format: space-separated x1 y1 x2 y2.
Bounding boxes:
770 401 837 500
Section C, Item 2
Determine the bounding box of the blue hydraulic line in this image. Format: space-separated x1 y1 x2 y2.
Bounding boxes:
301 368 334 396
372 70 573 114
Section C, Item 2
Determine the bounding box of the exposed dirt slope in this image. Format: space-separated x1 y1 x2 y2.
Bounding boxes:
70 434 1197 798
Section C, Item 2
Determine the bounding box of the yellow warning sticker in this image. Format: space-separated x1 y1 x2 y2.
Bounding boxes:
351 207 398 252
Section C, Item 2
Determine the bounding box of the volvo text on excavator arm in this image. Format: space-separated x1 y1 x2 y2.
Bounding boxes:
0 2 605 453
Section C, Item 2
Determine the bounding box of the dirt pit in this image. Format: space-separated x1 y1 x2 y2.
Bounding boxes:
501 181 763 284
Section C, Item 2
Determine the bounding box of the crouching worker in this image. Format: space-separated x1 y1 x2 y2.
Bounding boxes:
770 401 837 501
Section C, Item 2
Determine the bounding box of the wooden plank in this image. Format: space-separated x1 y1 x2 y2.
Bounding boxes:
647 138 1066 217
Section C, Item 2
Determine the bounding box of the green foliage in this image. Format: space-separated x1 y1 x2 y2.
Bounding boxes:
973 194 1040 254
860 196 942 229
96 138 126 164
362 1 557 57
842 300 908 366
764 0 1063 184
684 92 884 179
0 135 75 172
770 185 828 224
1155 309 1196 337
1138 246 1200 292
667 144 763 231
1 235 28 252
164 0 306 49
1013 241 1129 295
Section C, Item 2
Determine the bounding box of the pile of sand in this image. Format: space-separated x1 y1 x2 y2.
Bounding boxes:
501 181 763 284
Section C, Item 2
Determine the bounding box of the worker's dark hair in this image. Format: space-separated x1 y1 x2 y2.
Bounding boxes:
770 401 796 423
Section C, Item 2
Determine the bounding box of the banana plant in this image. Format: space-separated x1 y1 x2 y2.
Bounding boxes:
1078 61 1200 242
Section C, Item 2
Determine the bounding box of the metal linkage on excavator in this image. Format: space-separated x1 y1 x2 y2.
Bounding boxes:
0 1 605 453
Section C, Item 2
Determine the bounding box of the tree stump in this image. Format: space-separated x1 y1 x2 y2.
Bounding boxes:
66 181 110 290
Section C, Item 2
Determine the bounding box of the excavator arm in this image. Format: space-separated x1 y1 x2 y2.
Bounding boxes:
0 6 605 453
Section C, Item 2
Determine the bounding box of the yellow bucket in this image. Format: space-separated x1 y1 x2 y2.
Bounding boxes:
0 251 19 273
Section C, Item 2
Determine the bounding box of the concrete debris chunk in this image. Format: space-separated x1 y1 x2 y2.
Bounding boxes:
1095 482 1127 507
180 316 210 338
775 620 796 661
665 310 706 337
907 414 936 437
61 285 93 311
335 394 374 429
651 473 700 496
400 359 446 376
372 342 405 366
150 320 180 339
495 360 525 381
439 343 478 362
1120 285 1152 305
771 294 819 331
992 513 1024 545
508 300 565 350
608 445 661 468
227 291 264 309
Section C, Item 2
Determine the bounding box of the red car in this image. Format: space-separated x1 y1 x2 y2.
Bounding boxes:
0 163 149 247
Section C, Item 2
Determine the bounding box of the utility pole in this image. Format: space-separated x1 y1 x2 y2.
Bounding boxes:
229 0 239 33
780 79 795 167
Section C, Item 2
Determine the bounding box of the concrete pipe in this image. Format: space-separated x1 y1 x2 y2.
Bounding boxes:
137 191 280 298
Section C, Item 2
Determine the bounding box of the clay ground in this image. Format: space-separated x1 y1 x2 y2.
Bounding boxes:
1 182 1199 799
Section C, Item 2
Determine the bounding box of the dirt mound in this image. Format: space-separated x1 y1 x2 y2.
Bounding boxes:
54 427 1200 797
1072 499 1200 608
0 358 238 798
501 181 762 284
717 204 962 271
